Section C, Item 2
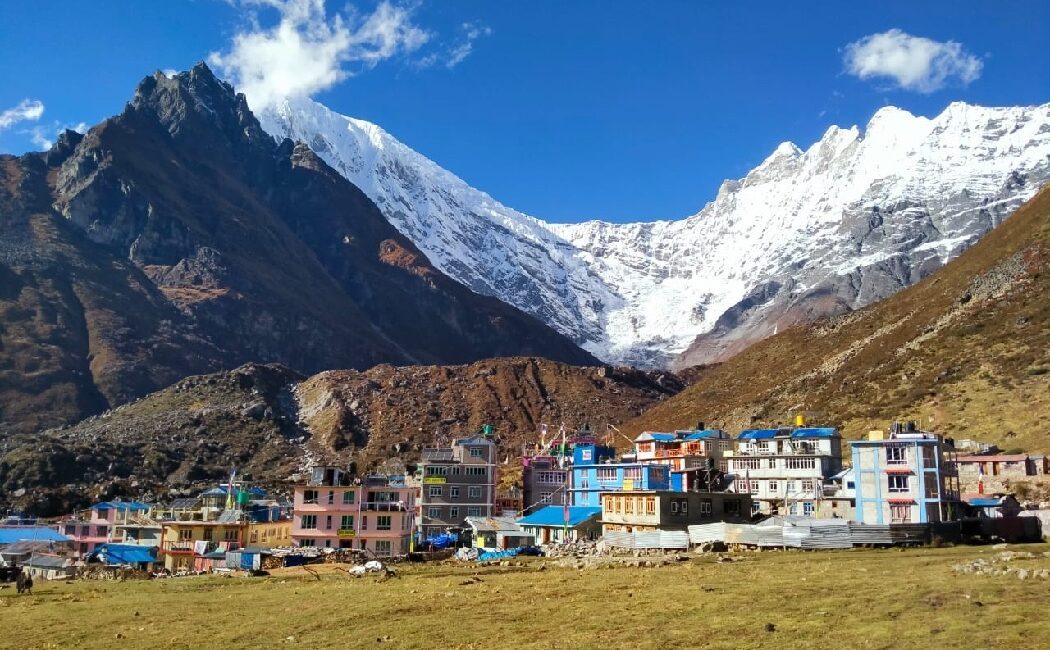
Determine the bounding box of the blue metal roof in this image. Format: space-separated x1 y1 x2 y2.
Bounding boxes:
967 498 1002 508
684 429 725 441
737 429 780 440
93 501 151 511
790 428 839 439
0 527 70 544
517 506 601 528
648 433 677 442
88 544 158 565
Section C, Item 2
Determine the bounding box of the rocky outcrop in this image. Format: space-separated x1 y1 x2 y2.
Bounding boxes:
0 63 595 437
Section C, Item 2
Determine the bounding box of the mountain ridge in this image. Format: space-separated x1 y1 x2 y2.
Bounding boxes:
259 96 1050 368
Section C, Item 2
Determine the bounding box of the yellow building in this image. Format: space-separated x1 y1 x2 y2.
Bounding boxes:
159 520 292 572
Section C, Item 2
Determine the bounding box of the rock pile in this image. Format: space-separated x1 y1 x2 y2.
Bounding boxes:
951 551 1050 580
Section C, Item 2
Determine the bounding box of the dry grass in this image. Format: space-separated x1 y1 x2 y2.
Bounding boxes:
2 544 1049 649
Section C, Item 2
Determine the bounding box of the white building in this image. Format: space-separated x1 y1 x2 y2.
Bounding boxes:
726 427 844 516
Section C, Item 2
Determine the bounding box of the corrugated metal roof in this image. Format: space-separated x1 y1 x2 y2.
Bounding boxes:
790 428 839 439
635 432 677 442
0 540 55 555
737 429 780 440
684 429 726 441
517 506 601 528
464 516 521 533
93 501 151 511
169 498 200 509
956 454 1030 463
24 554 71 568
0 527 70 544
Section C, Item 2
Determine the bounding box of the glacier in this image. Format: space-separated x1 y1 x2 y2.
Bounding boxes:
257 97 1050 368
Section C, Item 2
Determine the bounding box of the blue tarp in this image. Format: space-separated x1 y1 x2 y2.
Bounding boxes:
0 527 70 544
967 498 1001 508
477 548 523 561
517 506 601 528
88 543 157 565
790 428 839 439
424 532 459 549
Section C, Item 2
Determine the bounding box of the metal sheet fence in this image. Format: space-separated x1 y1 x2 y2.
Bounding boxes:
688 520 953 548
604 530 690 549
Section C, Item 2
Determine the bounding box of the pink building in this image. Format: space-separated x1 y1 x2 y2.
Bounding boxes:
292 467 415 557
56 501 152 559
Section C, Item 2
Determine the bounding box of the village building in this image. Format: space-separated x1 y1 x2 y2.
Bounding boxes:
86 543 159 571
0 539 73 568
465 516 534 549
517 506 602 544
291 466 415 557
814 468 857 520
962 493 1024 519
22 554 76 581
600 490 752 534
569 442 671 507
850 423 961 525
521 431 606 510
955 453 1049 493
634 427 732 473
158 517 292 572
726 425 844 516
494 485 523 518
418 437 497 538
56 501 152 559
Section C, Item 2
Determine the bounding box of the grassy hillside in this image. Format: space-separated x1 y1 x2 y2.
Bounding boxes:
2 545 1048 648
628 186 1050 453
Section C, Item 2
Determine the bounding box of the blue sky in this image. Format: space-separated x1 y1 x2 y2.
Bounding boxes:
1 1 1047 223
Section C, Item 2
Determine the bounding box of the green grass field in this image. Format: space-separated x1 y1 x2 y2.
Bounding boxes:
3 544 1050 649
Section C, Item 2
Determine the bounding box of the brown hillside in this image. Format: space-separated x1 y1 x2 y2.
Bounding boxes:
627 186 1050 453
0 358 682 515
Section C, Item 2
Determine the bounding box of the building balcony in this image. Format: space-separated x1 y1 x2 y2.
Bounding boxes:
361 502 408 512
161 541 201 554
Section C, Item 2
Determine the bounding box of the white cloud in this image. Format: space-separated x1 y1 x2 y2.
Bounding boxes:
209 0 431 108
418 20 491 69
0 99 45 131
844 29 983 93
27 120 90 151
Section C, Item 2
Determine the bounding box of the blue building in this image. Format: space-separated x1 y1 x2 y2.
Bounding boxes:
569 443 673 507
851 424 961 525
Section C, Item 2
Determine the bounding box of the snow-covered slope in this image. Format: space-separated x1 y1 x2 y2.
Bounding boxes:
258 98 1050 368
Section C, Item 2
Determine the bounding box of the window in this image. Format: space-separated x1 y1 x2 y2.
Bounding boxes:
888 475 909 493
327 490 335 505
646 497 656 515
340 515 354 529
96 526 108 537
426 507 441 519
699 499 713 516
299 539 315 548
736 479 750 494
375 540 392 556
300 515 317 529
768 480 778 493
801 479 814 493
596 468 617 482
671 499 687 516
452 466 461 475
785 457 816 470
887 445 907 465
179 529 193 541
803 502 815 516
449 507 459 519
342 490 355 505
324 539 331 548
890 504 911 523
467 507 481 517
303 490 318 504
750 480 760 494
325 516 333 530
468 486 482 498
469 447 484 458
428 486 443 497
450 486 460 499
466 467 487 477
733 458 761 470
537 471 567 484
425 465 448 476
724 500 741 516
202 528 213 541
377 516 392 531
224 530 238 542
785 480 797 493
624 467 642 480
625 498 634 514
846 481 856 490
540 492 553 504
671 500 678 514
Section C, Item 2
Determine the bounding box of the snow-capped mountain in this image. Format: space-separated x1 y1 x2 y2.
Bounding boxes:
258 98 1050 368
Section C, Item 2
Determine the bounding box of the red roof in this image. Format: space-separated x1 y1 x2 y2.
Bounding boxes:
886 497 915 503
883 467 914 474
956 455 1029 463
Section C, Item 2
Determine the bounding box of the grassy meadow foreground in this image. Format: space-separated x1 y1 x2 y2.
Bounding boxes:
3 545 1050 649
